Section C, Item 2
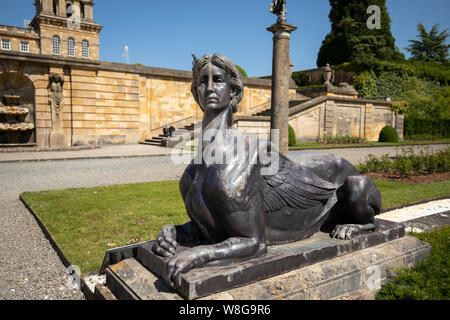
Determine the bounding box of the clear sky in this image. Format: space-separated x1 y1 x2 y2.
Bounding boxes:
0 0 449 77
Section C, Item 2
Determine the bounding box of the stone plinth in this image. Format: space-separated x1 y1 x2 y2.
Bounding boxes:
92 219 433 301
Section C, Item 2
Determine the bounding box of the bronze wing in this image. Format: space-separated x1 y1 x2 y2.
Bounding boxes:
262 156 337 212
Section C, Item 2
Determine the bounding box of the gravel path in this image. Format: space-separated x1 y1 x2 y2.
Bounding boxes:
0 156 187 300
0 144 448 300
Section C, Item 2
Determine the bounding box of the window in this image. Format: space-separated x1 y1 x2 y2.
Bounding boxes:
82 40 89 58
67 38 75 57
20 41 29 52
53 0 58 15
53 35 60 55
1 39 11 50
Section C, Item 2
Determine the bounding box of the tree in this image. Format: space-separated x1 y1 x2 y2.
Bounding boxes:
406 23 449 63
317 0 399 67
235 65 248 78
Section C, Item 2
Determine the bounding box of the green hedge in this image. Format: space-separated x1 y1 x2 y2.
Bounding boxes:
404 118 450 138
337 58 450 85
288 125 297 146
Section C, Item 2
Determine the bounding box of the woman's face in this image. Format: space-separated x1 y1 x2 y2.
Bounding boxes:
196 63 233 113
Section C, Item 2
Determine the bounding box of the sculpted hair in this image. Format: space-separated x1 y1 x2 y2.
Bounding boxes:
191 54 244 113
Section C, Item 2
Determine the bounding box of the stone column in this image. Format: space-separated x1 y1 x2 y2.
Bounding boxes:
84 1 94 21
58 0 66 17
267 22 297 153
41 0 53 14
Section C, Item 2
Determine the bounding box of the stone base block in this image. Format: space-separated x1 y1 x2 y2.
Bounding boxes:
95 218 431 300
98 235 430 300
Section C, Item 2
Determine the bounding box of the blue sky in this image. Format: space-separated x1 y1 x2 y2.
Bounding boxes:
0 0 449 77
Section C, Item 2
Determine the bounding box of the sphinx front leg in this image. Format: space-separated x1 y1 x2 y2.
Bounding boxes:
164 237 262 289
331 223 378 240
331 175 382 240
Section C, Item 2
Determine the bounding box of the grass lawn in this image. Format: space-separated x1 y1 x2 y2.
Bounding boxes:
289 139 450 150
20 179 450 273
376 226 449 300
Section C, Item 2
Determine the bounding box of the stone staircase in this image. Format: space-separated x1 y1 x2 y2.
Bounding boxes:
140 122 201 147
139 93 312 147
248 93 311 117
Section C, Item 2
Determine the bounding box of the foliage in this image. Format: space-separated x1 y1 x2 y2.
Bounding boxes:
235 64 248 78
404 118 450 138
406 23 449 64
376 226 450 300
291 71 309 87
379 126 399 143
316 135 366 145
317 0 398 67
359 146 450 177
391 100 407 114
288 125 297 146
342 58 450 85
351 62 449 127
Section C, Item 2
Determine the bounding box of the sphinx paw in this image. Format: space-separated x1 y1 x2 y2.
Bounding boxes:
331 224 362 240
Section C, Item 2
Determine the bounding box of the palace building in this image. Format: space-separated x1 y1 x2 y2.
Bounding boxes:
0 0 401 148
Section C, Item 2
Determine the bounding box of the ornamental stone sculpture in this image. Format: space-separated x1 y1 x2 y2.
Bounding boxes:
48 73 64 113
48 73 66 147
152 54 382 290
269 0 287 23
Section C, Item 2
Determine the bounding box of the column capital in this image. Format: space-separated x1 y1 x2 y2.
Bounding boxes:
267 22 298 38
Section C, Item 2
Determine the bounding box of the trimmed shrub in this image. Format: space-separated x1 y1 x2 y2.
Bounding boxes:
288 125 296 146
379 126 399 142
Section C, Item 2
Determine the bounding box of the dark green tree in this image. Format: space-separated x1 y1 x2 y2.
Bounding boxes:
406 23 449 63
317 0 398 67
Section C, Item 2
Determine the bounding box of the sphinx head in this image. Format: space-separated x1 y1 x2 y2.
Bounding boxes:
191 54 244 114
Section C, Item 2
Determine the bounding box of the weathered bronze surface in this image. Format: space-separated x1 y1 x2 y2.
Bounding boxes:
151 54 382 290
270 0 287 23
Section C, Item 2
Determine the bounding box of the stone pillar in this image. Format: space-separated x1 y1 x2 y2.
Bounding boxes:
84 1 94 21
58 0 66 17
267 22 297 153
48 72 67 148
41 0 53 14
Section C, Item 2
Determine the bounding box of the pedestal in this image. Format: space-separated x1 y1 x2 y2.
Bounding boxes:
267 22 297 153
50 109 66 147
92 219 434 301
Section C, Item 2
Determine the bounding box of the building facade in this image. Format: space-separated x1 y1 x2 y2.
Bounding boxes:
0 0 401 148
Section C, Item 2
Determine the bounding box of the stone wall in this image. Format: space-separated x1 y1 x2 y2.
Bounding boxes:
38 24 100 60
0 25 40 55
289 97 400 142
0 54 282 147
0 52 400 147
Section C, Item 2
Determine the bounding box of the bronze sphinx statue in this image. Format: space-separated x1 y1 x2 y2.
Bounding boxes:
152 54 382 289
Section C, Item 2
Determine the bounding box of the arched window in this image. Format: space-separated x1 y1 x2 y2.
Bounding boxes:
66 4 72 17
82 40 89 58
52 35 60 55
68 38 75 57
